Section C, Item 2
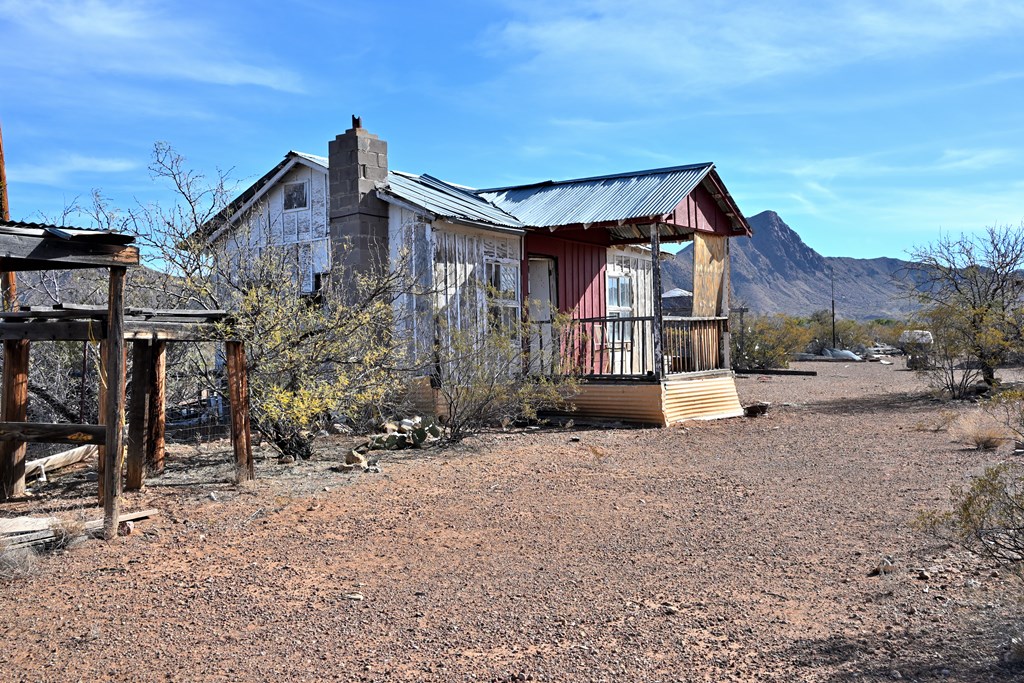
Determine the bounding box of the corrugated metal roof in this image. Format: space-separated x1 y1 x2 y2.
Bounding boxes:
291 151 327 168
476 163 714 228
383 172 524 230
0 220 135 244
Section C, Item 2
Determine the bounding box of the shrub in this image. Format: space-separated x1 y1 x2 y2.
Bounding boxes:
730 313 813 369
915 304 985 399
920 462 1024 572
434 312 578 442
949 412 1010 450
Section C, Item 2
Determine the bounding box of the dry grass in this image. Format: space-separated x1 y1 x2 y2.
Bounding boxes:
913 409 957 433
48 516 87 551
950 411 1012 450
0 543 38 582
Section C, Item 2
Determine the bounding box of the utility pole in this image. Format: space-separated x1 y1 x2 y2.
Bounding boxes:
830 266 837 349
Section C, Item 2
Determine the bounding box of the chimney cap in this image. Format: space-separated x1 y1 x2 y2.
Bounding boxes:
352 114 362 129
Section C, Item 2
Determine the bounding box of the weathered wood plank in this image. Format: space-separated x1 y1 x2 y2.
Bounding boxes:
0 320 107 341
146 341 166 475
25 444 97 478
226 340 253 483
103 267 127 541
0 235 139 270
0 338 28 500
125 341 152 490
0 422 106 444
649 224 664 381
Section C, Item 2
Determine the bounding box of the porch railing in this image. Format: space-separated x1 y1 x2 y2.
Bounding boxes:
529 315 728 380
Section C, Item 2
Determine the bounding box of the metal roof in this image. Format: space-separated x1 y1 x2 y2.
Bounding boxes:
0 220 135 244
476 163 715 228
382 172 524 230
291 151 327 168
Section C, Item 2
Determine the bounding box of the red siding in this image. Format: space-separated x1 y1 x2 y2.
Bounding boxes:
669 184 733 235
523 231 607 319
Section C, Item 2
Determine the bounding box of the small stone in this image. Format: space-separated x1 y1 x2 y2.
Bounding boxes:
208 492 219 501
341 592 364 601
345 450 367 466
117 520 134 536
917 570 931 581
278 454 295 464
569 436 580 442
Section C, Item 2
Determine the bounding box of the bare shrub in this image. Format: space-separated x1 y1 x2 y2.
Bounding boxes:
48 517 87 551
916 305 984 399
919 462 1024 573
434 310 578 442
949 412 1010 450
0 544 38 582
730 313 812 370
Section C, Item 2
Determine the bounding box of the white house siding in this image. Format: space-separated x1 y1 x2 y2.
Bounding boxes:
388 206 434 367
220 162 331 294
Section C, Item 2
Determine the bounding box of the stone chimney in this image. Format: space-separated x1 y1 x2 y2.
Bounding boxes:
328 115 389 276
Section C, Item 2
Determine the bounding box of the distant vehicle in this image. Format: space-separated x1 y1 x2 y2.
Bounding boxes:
899 329 933 369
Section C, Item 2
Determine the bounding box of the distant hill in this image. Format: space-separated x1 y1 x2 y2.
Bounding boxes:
663 210 920 320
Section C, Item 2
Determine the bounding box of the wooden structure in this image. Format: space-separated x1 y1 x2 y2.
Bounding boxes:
0 221 252 539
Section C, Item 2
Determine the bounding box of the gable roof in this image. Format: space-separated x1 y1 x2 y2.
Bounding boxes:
203 150 328 241
379 171 524 232
477 163 716 229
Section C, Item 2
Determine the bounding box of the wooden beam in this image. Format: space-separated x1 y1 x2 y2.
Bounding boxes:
0 421 106 444
103 267 127 541
0 339 28 500
650 224 665 381
0 320 107 341
225 341 253 483
720 239 732 370
125 341 152 490
0 236 139 270
146 341 166 475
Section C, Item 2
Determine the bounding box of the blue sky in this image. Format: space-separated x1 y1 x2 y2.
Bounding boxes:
1 0 1023 259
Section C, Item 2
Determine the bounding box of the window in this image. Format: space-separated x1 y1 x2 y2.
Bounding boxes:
607 274 633 343
484 244 520 331
283 181 308 211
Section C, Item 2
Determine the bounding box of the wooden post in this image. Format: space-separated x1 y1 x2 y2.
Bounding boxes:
146 341 166 475
0 339 29 500
102 267 127 540
721 239 732 371
97 340 107 505
125 340 152 490
649 224 664 381
225 341 253 483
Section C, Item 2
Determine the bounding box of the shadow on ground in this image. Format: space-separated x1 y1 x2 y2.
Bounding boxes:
796 392 944 417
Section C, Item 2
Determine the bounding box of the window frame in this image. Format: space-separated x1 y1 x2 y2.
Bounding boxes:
283 181 309 212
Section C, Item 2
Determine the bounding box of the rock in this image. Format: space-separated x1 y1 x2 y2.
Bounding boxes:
117 520 134 536
569 436 580 443
382 422 399 434
743 402 771 417
917 569 931 581
208 492 219 502
869 555 896 576
278 454 296 464
345 450 367 466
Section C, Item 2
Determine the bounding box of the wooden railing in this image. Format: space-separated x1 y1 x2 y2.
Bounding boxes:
529 315 728 379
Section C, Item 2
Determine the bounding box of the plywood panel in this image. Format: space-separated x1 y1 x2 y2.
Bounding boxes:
691 233 727 317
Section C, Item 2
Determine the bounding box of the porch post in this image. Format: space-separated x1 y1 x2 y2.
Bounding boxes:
649 224 664 380
721 238 732 370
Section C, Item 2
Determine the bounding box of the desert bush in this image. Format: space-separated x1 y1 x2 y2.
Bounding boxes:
920 462 1024 573
0 545 38 582
803 310 871 354
434 311 578 442
949 411 1011 450
730 313 813 369
916 304 985 399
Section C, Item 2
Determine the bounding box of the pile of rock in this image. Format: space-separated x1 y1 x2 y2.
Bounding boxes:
339 417 443 472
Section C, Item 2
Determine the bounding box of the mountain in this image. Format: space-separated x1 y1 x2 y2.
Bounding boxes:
663 210 919 320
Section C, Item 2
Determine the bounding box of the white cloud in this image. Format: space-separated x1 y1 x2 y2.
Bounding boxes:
485 0 1024 98
0 0 303 92
9 154 138 186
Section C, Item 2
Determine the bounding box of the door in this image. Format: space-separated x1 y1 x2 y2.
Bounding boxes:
528 257 557 374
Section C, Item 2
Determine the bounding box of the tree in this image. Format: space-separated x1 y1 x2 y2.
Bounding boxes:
118 143 415 460
729 312 812 370
902 224 1024 386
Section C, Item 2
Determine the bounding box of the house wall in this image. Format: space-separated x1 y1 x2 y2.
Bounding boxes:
220 163 331 293
668 183 734 236
523 231 607 319
388 206 434 366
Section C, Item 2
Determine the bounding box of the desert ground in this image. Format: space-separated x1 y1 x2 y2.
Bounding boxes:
1 362 1022 682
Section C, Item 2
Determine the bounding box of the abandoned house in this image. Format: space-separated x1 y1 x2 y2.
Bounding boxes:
203 117 752 425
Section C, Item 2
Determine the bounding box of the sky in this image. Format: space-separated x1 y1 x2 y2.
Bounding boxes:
1 0 1023 260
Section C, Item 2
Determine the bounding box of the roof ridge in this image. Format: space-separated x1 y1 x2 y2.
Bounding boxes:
475 162 715 195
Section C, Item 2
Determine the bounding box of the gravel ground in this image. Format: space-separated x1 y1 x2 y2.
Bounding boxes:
2 361 1023 682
